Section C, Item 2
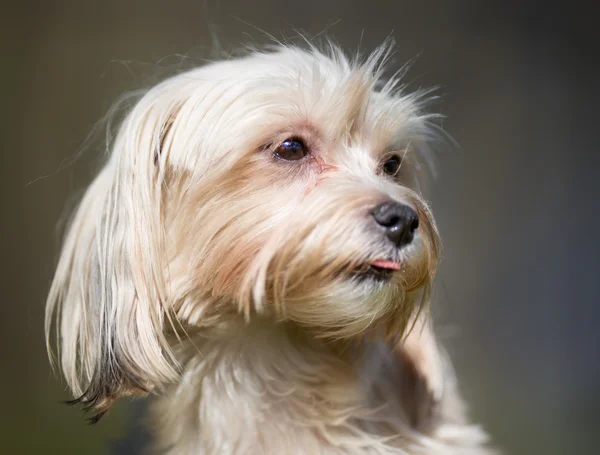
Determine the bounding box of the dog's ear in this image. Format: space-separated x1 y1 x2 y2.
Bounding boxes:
46 97 182 422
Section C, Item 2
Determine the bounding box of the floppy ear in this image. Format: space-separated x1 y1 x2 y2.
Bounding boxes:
45 96 182 422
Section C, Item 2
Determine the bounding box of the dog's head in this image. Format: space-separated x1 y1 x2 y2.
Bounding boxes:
46 44 441 419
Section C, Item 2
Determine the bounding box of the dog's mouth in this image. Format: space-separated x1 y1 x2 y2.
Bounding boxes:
370 259 401 271
351 259 401 282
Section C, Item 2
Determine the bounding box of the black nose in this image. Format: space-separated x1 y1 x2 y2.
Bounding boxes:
371 201 419 248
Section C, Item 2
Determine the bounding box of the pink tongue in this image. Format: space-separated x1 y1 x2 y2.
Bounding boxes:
371 259 401 270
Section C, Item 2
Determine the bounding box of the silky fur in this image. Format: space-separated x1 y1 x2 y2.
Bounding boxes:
46 42 497 454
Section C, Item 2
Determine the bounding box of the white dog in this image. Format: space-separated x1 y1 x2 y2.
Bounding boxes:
46 42 497 454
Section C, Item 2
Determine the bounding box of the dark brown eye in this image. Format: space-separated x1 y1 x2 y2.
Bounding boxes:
382 155 402 176
273 138 308 161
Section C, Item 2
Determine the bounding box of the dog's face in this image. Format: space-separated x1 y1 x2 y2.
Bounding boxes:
47 45 440 418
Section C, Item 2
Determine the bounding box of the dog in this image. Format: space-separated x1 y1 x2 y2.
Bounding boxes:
46 42 497 454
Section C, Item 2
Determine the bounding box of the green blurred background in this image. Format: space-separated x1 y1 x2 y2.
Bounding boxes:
2 1 598 453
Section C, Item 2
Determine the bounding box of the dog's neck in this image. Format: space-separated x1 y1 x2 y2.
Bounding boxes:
147 315 481 454
149 317 392 454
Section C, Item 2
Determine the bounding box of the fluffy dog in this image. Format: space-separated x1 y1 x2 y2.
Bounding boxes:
46 42 496 454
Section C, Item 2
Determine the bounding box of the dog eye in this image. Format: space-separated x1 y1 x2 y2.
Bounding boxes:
382 155 402 176
273 138 308 161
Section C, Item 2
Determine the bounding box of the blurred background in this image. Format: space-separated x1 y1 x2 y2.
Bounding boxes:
2 1 598 454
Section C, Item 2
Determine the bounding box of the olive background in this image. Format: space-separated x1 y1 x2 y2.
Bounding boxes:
2 1 598 454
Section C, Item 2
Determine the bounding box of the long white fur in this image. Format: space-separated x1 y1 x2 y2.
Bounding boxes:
46 42 497 454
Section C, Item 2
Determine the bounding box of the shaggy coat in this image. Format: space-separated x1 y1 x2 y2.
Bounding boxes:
46 43 496 454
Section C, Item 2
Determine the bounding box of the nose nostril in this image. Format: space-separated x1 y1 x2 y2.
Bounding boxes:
409 216 419 233
385 215 400 228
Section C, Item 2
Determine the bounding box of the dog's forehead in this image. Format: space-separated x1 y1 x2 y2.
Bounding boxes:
161 48 426 174
194 49 419 142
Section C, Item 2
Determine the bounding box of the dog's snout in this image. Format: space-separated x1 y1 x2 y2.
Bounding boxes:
371 201 419 248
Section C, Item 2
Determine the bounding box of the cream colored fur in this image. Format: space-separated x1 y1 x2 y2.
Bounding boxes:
46 42 498 454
